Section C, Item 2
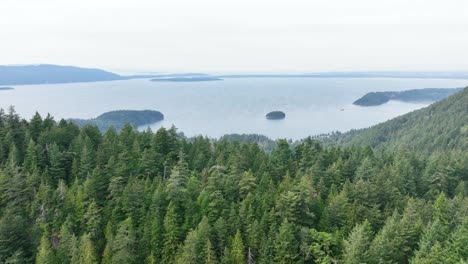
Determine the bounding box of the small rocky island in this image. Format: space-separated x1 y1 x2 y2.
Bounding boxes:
151 76 223 82
70 110 164 131
266 111 286 120
353 88 462 106
0 87 14 91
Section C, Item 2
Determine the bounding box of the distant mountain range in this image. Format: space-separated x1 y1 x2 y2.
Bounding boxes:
217 71 468 79
0 87 14 91
0 64 156 85
1 64 468 85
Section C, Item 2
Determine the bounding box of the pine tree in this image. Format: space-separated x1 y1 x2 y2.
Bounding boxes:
162 202 182 263
77 234 98 264
239 170 257 199
148 186 165 262
29 112 43 142
274 220 298 263
177 230 198 264
0 209 29 262
433 192 449 225
412 219 448 261
355 156 376 181
79 139 96 180
48 143 66 184
343 220 373 264
205 239 218 264
101 222 113 264
0 165 29 211
447 219 468 262
23 139 38 173
411 242 450 264
112 217 136 264
213 217 228 255
83 200 101 238
36 230 54 264
69 235 79 264
320 190 350 232
56 221 75 264
166 157 189 203
230 230 245 264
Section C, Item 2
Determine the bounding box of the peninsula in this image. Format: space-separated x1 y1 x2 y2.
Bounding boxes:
69 110 164 131
353 88 463 106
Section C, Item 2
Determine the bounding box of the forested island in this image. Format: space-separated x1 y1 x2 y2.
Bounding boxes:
0 87 466 263
0 87 14 91
69 110 164 131
151 77 223 82
266 111 286 120
353 87 463 106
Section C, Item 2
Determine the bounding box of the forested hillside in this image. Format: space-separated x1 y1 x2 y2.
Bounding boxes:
325 87 468 153
352 88 462 106
0 105 467 263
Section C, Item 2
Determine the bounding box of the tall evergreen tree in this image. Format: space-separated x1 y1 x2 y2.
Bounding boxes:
77 234 98 264
274 219 299 263
342 220 373 264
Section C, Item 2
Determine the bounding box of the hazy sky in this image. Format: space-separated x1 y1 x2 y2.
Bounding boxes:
1 0 468 73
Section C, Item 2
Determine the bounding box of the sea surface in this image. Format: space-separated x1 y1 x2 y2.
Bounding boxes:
1 77 467 139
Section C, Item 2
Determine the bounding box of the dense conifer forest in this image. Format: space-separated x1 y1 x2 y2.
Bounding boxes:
326 87 468 153
0 90 467 263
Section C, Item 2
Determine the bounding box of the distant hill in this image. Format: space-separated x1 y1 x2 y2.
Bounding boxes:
353 88 463 106
0 64 156 85
69 110 164 131
151 76 222 82
4 66 468 85
217 71 468 79
149 73 210 78
323 87 468 153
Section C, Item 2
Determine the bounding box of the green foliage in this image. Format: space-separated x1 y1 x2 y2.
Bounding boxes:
228 230 245 264
36 230 54 264
326 87 468 153
0 108 466 263
342 220 373 264
274 219 299 263
110 217 136 264
77 234 98 264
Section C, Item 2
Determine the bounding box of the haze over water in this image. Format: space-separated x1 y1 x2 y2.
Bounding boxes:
1 77 467 139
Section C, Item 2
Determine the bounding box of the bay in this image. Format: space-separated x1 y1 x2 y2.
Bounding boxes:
1 77 467 139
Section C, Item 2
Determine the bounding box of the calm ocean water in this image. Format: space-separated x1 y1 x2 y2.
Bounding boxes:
1 77 466 139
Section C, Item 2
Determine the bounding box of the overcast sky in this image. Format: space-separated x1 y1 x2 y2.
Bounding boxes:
1 0 468 73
